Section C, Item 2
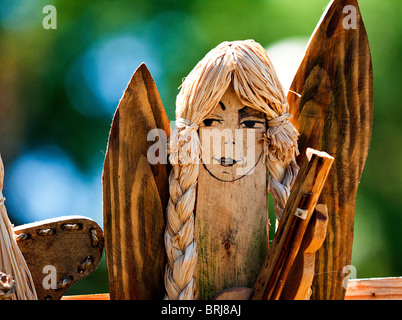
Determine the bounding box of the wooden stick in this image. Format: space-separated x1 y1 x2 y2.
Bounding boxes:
251 148 334 300
61 293 110 300
280 204 329 300
270 193 315 299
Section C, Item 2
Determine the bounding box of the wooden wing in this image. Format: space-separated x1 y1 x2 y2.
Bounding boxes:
102 63 171 299
287 0 373 299
14 216 104 300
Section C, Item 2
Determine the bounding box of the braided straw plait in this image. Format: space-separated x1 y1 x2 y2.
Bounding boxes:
164 120 200 300
164 40 299 299
0 156 37 300
264 112 300 220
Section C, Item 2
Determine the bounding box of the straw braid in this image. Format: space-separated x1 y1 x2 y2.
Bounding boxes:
264 112 299 220
164 40 299 299
0 156 37 300
164 123 200 300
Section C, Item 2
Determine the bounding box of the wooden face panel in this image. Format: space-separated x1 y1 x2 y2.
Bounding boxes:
195 84 269 299
199 85 266 182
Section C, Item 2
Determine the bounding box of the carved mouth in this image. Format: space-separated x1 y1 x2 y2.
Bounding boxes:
213 156 243 167
202 152 263 183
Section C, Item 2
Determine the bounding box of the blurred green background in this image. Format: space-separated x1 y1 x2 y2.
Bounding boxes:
0 0 400 296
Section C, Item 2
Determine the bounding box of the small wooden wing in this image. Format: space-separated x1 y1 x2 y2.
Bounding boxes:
280 204 328 300
287 0 373 299
102 63 171 299
14 216 104 300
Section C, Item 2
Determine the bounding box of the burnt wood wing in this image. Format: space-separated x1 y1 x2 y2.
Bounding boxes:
102 63 171 299
287 0 373 299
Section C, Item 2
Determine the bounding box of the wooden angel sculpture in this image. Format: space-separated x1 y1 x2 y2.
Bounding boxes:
103 0 372 301
164 40 299 300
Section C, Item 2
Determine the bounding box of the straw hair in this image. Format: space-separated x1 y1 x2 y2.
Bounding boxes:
164 40 299 300
0 156 37 300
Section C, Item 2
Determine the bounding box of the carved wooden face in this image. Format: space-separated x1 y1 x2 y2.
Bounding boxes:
195 83 269 299
198 84 267 182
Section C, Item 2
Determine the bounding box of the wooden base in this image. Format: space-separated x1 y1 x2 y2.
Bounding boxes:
60 277 402 300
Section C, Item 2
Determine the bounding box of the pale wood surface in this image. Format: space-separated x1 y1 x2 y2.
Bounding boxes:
345 277 402 300
102 63 171 299
288 0 373 300
251 148 334 300
14 216 104 300
195 85 268 300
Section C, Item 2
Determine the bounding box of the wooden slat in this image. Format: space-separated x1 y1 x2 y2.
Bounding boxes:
61 293 110 300
345 277 402 300
60 276 402 300
102 63 171 299
251 148 334 300
287 0 373 300
280 204 329 300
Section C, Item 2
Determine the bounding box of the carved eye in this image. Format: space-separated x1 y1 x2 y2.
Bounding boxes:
240 120 265 129
202 118 222 126
242 120 257 128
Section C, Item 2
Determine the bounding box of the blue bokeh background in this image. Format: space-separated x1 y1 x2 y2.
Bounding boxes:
0 0 401 295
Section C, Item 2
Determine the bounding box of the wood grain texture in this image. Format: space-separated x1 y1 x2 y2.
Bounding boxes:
213 287 252 300
280 204 328 300
102 63 171 299
14 216 104 300
195 163 268 299
61 293 110 300
60 276 402 300
345 277 402 300
211 204 329 300
195 85 268 300
287 0 373 300
251 148 334 300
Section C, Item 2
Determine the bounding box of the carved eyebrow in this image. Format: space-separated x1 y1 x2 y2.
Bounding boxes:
238 106 265 119
219 101 226 111
209 113 223 119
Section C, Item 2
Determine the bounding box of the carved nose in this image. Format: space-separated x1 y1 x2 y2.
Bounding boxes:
224 141 235 145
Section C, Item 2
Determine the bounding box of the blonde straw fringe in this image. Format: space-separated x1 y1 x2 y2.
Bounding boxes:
164 40 299 300
0 156 37 300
